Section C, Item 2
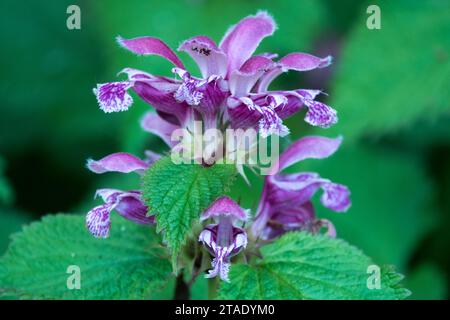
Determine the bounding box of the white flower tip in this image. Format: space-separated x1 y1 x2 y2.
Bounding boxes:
321 55 333 68
255 10 278 31
116 35 124 45
86 158 103 174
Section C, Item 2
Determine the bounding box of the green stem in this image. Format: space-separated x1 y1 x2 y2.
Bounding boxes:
208 277 219 300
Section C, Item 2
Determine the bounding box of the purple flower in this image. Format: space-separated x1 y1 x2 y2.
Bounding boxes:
85 152 157 238
251 136 351 240
198 197 249 282
94 11 338 137
86 189 154 238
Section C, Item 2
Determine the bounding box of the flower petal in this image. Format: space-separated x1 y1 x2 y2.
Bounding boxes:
320 183 351 212
256 53 332 92
229 55 274 96
258 105 290 138
141 112 179 147
201 196 248 221
261 202 316 240
303 99 338 128
93 82 133 113
87 153 148 174
86 204 111 238
277 136 343 173
220 11 276 76
95 189 154 225
199 224 247 282
172 68 228 128
268 172 351 213
144 150 162 165
272 90 318 119
114 192 155 225
227 96 263 129
206 255 231 282
279 53 332 72
117 36 185 68
267 172 326 207
121 68 190 126
178 36 228 78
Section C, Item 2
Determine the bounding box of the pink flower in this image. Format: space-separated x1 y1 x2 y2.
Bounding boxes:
94 11 338 137
198 197 249 282
85 152 158 238
252 136 351 240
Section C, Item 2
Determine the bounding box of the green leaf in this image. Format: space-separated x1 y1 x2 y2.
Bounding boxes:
219 232 409 300
142 156 237 270
320 0 450 140
0 214 171 299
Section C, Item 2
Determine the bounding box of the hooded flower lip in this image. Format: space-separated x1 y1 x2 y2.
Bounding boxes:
87 152 149 175
117 36 185 68
219 11 277 77
201 196 249 221
229 55 275 97
93 11 338 138
199 197 248 282
255 53 332 93
178 35 228 78
86 189 154 238
252 136 351 240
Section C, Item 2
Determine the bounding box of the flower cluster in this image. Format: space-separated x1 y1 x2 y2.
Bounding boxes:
86 12 350 282
94 11 337 138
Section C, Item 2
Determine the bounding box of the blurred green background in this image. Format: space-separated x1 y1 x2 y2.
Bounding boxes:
0 0 448 299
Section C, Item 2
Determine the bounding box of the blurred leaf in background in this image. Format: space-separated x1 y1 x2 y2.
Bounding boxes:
314 0 450 141
0 208 31 256
406 263 447 300
0 0 119 215
0 157 31 255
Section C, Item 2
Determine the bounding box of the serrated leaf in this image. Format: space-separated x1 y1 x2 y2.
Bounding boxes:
320 0 450 140
219 232 409 300
0 214 171 299
142 156 237 269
